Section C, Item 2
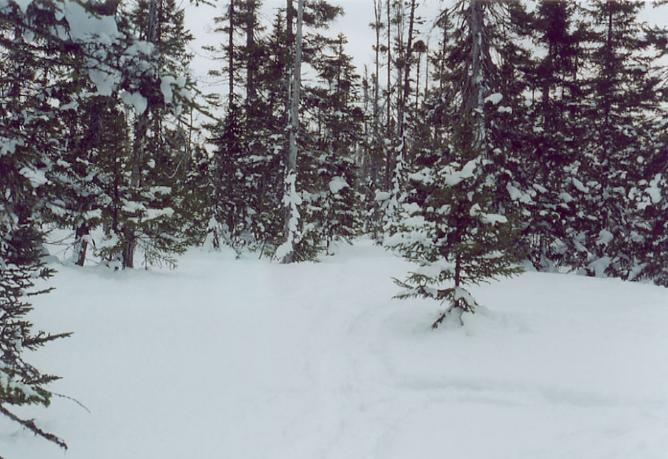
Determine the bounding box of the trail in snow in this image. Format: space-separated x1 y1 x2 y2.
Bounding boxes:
1 240 667 459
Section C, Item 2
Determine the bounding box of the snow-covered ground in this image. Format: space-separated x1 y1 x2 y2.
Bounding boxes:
2 240 668 459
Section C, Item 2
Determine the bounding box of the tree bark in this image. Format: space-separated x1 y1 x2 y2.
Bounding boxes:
245 0 258 112
469 0 487 153
385 0 393 189
228 0 235 107
280 0 304 263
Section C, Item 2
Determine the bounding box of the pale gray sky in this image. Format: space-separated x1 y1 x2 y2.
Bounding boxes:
184 0 444 92
184 0 667 94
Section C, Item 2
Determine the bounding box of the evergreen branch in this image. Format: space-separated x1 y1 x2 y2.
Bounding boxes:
52 392 91 414
0 404 67 450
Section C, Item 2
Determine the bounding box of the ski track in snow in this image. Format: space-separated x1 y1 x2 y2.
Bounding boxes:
1 239 668 458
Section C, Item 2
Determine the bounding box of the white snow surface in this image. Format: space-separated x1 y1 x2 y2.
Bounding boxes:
2 240 668 459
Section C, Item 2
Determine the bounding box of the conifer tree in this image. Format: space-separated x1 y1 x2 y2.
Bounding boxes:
115 0 195 269
308 34 364 252
573 0 666 279
519 0 585 271
391 0 522 328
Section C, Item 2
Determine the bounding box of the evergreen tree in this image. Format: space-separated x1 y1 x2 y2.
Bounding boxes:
573 0 665 279
116 0 195 269
391 0 522 328
307 34 363 253
519 0 585 271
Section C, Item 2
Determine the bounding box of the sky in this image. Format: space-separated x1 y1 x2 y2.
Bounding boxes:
183 0 445 93
183 0 668 96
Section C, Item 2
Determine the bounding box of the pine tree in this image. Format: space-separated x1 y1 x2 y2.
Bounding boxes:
391 0 522 328
117 0 195 269
307 34 363 253
573 0 665 279
519 0 585 271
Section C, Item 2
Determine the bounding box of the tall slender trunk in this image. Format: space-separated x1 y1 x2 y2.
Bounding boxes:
399 0 416 141
470 0 487 154
601 5 613 159
280 0 304 263
395 1 404 125
245 0 257 112
370 0 382 189
385 0 392 189
415 51 421 113
228 0 235 107
389 0 416 218
424 38 429 103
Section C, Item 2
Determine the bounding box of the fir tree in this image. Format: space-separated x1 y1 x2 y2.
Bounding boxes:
307 34 363 253
574 0 665 279
391 0 522 328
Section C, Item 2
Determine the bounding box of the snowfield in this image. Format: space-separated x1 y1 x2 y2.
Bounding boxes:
2 240 667 459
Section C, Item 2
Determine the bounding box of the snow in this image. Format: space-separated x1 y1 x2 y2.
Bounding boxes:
2 240 667 459
646 174 663 204
274 171 302 261
480 213 508 225
506 182 533 204
442 157 482 186
9 0 32 14
484 92 503 105
572 177 589 193
120 91 148 114
63 1 119 45
18 166 48 186
87 67 121 97
597 229 614 246
374 190 391 202
470 203 508 225
0 138 19 156
328 176 349 194
143 207 175 221
160 76 176 105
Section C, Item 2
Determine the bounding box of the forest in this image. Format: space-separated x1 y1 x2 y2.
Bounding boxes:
0 0 667 456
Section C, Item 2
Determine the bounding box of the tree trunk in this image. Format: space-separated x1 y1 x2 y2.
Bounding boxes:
470 0 487 153
372 0 381 188
385 0 392 190
399 0 416 149
73 224 89 267
245 0 258 112
228 0 235 107
280 0 304 263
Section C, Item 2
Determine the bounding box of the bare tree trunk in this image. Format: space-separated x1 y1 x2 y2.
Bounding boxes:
424 37 430 104
371 0 382 188
415 52 421 113
73 223 89 267
399 0 416 145
279 0 304 263
385 0 393 190
470 0 487 153
388 0 416 219
228 0 235 106
395 0 404 127
245 0 258 111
